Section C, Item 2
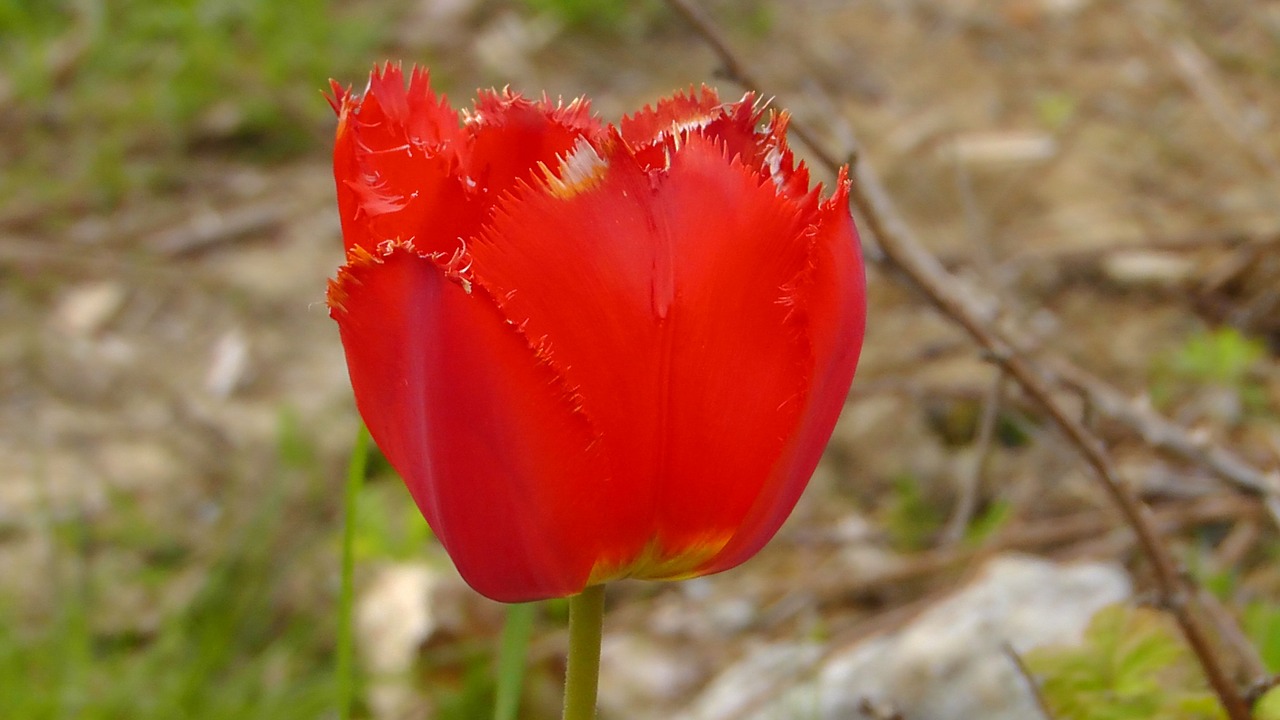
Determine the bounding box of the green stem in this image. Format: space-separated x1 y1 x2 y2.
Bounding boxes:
562 584 606 720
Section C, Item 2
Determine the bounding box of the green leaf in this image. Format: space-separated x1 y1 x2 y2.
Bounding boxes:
1255 684 1280 720
1024 604 1227 720
1244 601 1280 673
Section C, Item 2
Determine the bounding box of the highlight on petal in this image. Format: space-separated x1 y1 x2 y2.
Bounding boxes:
539 137 610 199
466 89 604 202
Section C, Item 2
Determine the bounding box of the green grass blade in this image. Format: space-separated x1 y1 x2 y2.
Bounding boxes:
54 516 93 720
337 424 370 720
493 602 536 720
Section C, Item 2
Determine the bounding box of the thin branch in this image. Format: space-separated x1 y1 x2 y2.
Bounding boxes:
659 2 1255 717
940 370 1005 544
811 494 1261 608
1005 229 1280 266
1003 642 1058 720
148 201 287 257
1049 359 1280 528
1195 585 1271 683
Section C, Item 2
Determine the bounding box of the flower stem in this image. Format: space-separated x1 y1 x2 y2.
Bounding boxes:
562 584 606 720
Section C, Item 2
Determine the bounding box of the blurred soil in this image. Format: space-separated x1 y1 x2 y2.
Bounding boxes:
2 0 1280 716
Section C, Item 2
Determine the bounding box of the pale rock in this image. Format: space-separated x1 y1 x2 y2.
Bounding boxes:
1101 250 1196 288
1038 0 1090 17
678 642 823 720
599 633 708 720
648 581 762 640
54 281 126 337
947 132 1058 165
828 513 880 544
683 555 1130 720
205 328 251 398
837 542 907 582
356 561 503 720
356 564 447 720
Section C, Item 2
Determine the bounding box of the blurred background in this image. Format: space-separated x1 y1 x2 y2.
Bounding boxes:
2 0 1279 718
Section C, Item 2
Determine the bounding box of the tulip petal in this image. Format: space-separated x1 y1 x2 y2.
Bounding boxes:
702 172 865 574
467 90 604 204
618 85 723 142
753 112 817 203
467 132 838 581
328 241 611 602
615 89 815 211
619 86 766 174
332 64 476 256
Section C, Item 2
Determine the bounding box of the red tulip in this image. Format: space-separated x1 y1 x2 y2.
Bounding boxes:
327 64 866 603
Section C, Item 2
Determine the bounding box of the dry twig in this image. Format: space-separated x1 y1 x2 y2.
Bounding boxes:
813 495 1261 608
1196 586 1272 683
940 370 1005 544
1050 359 1280 527
147 201 286 257
1003 642 1058 720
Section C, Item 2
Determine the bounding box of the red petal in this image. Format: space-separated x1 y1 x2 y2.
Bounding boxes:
618 85 724 144
467 133 843 580
619 87 766 174
466 89 604 204
332 65 475 255
702 171 865 574
324 78 348 115
753 112 817 203
328 241 611 602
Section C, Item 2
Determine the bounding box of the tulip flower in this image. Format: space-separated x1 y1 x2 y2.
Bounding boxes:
326 64 864 605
